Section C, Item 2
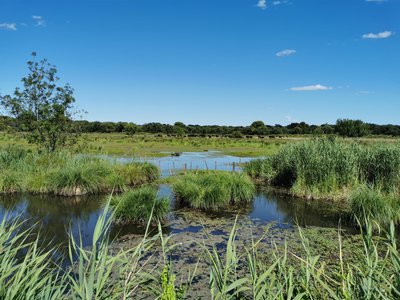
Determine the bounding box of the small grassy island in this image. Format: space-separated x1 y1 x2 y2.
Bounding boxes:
0 147 160 195
173 171 255 210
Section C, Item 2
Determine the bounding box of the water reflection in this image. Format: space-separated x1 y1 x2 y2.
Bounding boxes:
0 184 352 255
113 151 253 177
0 194 104 253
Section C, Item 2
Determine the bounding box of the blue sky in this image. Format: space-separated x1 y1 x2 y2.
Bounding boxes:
0 0 399 126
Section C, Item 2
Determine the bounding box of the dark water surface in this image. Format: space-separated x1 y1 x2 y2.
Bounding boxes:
0 185 350 251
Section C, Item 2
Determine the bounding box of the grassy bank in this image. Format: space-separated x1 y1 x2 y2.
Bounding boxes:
1 206 399 299
0 147 159 195
244 138 400 198
172 171 256 210
244 138 400 226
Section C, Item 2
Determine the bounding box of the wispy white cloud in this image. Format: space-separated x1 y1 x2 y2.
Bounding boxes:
0 23 17 31
366 0 387 2
273 0 291 5
32 15 46 27
256 0 267 10
290 84 333 91
362 30 393 39
276 49 296 57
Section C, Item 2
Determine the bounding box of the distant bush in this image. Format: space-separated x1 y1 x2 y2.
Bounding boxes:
336 119 370 137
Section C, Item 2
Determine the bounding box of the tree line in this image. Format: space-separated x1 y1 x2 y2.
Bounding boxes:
2 115 400 138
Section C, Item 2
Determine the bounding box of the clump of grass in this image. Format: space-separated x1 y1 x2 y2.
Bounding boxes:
0 147 160 195
173 171 255 210
50 157 113 196
242 158 274 182
358 145 400 192
116 162 160 186
244 138 400 200
111 186 170 224
0 171 22 193
349 185 400 227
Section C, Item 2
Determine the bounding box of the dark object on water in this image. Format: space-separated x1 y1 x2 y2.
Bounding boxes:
171 152 182 157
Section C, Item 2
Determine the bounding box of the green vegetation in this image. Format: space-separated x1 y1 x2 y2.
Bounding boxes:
111 186 170 224
349 186 400 226
245 138 400 198
336 118 370 137
204 219 400 299
244 138 400 226
1 207 400 299
0 147 159 195
173 171 255 210
0 53 81 152
0 131 288 157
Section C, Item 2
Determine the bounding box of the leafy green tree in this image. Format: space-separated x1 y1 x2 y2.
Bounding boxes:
0 53 81 151
250 120 268 135
231 130 244 138
124 123 138 135
336 119 370 137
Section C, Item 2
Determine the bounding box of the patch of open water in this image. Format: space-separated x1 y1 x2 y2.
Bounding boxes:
0 152 352 259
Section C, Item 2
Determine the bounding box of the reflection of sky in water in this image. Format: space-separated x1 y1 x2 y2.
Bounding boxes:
113 151 254 177
0 152 352 260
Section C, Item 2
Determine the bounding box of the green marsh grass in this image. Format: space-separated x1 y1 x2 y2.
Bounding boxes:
172 171 255 210
111 186 170 224
349 186 400 227
0 147 160 196
245 138 400 199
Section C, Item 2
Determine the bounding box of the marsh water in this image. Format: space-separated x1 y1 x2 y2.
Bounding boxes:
0 152 352 258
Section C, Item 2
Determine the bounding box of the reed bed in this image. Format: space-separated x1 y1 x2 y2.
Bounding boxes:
244 138 400 197
244 138 400 226
172 171 256 210
1 205 399 299
0 146 160 196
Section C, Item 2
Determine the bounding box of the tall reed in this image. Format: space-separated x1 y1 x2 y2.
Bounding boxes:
1 205 400 299
244 138 400 199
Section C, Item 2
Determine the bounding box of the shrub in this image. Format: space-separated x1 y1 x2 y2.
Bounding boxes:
111 186 170 224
